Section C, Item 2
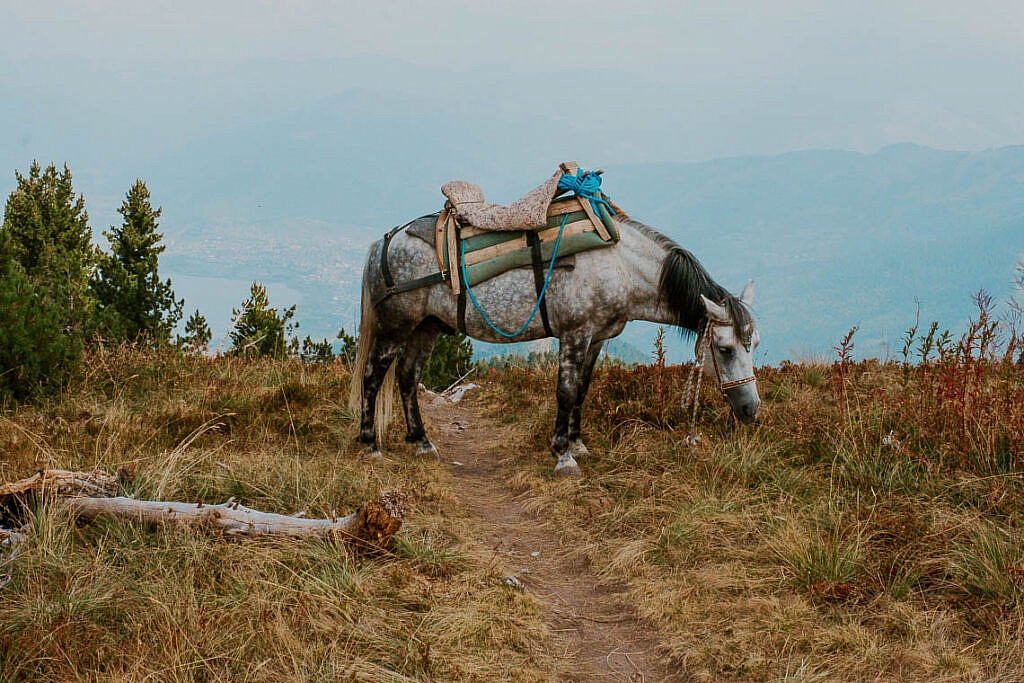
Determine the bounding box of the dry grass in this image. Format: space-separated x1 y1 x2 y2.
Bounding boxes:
488 346 1024 680
3 311 1023 680
0 346 556 681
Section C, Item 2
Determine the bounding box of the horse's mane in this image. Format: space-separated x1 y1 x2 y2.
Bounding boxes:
621 217 752 339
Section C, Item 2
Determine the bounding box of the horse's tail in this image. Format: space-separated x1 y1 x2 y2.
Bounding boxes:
347 246 396 442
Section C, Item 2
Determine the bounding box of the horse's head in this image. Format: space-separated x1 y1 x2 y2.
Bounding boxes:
698 281 760 424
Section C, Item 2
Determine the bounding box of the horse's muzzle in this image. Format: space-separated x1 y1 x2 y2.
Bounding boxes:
737 400 760 424
725 386 760 424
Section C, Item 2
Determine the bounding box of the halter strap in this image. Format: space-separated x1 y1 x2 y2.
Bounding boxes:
701 320 757 395
682 318 758 446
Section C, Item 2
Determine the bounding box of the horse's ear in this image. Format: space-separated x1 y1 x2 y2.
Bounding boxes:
740 280 755 306
700 295 729 322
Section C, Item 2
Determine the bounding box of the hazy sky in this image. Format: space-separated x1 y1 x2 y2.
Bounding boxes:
5 1 1024 72
4 0 1024 161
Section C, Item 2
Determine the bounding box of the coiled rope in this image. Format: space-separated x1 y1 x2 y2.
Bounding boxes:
461 170 614 338
555 171 616 217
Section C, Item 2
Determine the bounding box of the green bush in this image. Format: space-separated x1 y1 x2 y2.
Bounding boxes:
0 238 82 400
422 332 474 391
177 309 212 354
229 283 297 359
0 162 94 399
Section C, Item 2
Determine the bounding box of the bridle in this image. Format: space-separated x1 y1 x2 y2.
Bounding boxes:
705 320 757 391
681 318 757 445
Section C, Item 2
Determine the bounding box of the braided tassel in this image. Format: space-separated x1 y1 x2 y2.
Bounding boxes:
681 319 712 446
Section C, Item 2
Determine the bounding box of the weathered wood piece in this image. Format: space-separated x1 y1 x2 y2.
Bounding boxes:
66 492 406 548
0 469 406 551
0 469 117 499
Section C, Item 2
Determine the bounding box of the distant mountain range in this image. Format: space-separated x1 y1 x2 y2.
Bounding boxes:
4 84 1021 363
609 144 1024 361
161 119 1024 363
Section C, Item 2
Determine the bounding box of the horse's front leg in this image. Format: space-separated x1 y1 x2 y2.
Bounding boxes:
552 334 591 476
567 339 604 459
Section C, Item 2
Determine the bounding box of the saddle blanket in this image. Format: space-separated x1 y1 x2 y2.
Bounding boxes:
406 219 578 273
438 193 619 289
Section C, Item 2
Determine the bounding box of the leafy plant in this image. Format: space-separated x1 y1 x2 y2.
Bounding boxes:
336 327 358 365
177 309 211 354
0 162 94 398
422 332 474 391
298 336 335 363
1 162 94 315
228 283 297 359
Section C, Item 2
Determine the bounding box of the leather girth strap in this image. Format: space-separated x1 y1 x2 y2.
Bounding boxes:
374 217 556 339
525 230 554 337
455 220 468 334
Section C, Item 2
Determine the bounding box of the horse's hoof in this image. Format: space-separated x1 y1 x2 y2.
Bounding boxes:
554 454 582 477
568 439 589 458
361 448 384 461
415 441 440 459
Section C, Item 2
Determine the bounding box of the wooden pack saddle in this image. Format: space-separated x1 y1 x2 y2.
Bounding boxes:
434 161 621 295
375 162 623 337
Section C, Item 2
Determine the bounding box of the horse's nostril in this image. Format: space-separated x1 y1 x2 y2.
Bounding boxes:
743 403 758 419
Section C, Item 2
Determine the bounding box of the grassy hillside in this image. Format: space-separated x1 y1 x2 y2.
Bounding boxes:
1 302 1022 679
487 322 1024 679
0 349 555 681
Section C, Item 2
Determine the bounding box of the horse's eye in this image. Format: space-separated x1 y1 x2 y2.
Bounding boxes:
718 346 732 356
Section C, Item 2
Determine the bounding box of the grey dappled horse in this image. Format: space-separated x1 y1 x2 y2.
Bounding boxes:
348 216 760 476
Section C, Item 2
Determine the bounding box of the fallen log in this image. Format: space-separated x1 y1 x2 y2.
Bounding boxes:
0 469 406 551
67 492 406 548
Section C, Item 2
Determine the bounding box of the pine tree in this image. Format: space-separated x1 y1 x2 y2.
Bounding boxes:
299 336 335 363
422 332 474 390
0 234 81 400
1 161 95 331
229 283 297 359
0 162 94 398
92 181 183 344
177 309 212 354
336 327 358 365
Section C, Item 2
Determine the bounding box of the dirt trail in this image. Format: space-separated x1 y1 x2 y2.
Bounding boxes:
424 394 677 682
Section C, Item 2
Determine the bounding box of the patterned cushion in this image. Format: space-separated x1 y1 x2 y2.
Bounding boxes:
441 171 562 232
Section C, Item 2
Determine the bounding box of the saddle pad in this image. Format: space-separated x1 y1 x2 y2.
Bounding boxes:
405 215 438 244
406 215 577 272
443 192 618 288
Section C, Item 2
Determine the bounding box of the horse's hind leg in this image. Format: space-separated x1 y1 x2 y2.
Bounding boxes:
568 339 604 459
397 321 441 458
357 334 404 457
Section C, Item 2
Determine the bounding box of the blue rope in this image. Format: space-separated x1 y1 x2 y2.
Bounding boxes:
462 212 569 338
460 168 613 339
557 170 616 217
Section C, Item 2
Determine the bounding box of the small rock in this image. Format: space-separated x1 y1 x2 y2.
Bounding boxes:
451 461 464 466
446 383 479 403
500 576 526 591
530 551 540 557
